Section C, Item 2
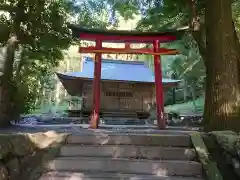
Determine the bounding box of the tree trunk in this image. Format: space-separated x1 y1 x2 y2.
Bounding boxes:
41 88 46 109
0 36 18 126
190 83 197 113
0 0 26 126
15 50 25 85
204 0 240 131
65 57 70 97
232 21 240 85
183 79 188 101
55 81 61 108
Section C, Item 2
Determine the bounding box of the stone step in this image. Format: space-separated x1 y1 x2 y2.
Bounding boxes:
47 157 202 177
60 145 196 160
102 119 145 125
39 171 205 180
67 134 192 147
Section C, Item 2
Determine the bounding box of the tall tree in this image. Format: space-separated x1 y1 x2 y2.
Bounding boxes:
0 0 73 125
204 0 240 131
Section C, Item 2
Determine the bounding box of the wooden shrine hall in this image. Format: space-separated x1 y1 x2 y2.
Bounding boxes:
57 57 180 122
62 24 184 129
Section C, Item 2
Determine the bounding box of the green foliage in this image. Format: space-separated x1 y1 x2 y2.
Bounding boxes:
233 0 240 36
0 0 74 115
136 2 205 88
111 1 139 20
12 81 35 114
165 96 204 114
110 0 206 106
170 34 205 86
75 0 111 28
0 0 118 116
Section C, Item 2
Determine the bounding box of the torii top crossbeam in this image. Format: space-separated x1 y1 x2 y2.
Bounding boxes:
69 24 184 129
70 24 184 43
70 24 184 56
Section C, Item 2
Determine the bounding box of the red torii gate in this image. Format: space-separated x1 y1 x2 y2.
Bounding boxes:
69 25 184 129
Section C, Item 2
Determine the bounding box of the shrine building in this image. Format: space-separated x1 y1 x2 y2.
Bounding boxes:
57 56 180 119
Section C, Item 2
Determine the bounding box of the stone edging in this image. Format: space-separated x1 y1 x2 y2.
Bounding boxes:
190 132 223 180
27 133 69 180
211 131 240 179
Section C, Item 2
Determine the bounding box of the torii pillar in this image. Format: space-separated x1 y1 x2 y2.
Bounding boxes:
153 40 165 129
90 39 102 129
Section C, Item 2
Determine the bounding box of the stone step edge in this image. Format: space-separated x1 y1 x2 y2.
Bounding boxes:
61 144 195 148
57 155 197 161
60 145 196 151
59 145 197 160
51 156 201 164
66 134 192 147
48 157 202 177
40 171 205 180
67 134 191 137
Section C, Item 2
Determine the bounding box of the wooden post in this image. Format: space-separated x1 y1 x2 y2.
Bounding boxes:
90 39 102 129
153 40 165 129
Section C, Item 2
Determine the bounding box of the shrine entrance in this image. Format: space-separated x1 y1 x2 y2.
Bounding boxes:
69 24 184 129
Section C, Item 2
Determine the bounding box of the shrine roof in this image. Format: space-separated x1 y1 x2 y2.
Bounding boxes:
57 57 180 84
69 24 185 43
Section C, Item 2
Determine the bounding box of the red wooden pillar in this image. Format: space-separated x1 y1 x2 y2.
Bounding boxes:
153 40 165 129
90 39 102 129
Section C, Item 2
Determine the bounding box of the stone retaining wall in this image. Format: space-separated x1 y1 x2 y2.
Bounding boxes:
211 131 240 179
0 131 66 180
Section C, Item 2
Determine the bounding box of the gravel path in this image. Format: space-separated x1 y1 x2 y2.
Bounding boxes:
0 124 199 135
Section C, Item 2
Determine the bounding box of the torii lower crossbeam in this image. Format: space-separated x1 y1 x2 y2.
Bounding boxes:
79 47 178 55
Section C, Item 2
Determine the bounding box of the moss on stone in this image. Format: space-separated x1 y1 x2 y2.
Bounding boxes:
6 157 21 180
210 131 240 179
191 132 223 180
0 135 13 160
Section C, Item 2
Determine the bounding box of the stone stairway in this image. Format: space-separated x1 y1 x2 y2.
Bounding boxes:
39 133 204 180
